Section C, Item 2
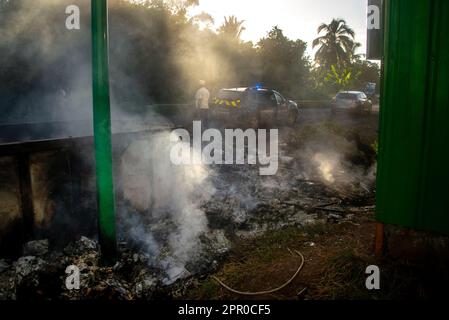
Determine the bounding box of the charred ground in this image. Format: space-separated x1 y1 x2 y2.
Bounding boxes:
0 109 389 300
4 109 446 301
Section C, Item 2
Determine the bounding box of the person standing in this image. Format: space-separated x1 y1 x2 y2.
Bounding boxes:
195 80 210 128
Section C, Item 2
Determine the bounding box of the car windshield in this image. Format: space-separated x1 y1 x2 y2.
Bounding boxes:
274 92 286 104
336 93 358 100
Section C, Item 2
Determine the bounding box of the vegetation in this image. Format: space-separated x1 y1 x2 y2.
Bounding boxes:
311 18 380 95
0 0 379 121
312 18 356 67
186 216 449 300
218 15 246 42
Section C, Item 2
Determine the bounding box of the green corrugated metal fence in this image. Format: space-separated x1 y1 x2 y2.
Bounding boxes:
376 0 449 234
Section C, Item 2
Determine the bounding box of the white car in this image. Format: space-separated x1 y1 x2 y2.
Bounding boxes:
331 91 373 115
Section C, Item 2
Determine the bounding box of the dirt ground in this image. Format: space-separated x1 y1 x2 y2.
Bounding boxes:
184 211 449 300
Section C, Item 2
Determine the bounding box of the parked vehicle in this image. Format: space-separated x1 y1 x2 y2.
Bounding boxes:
363 82 378 103
212 87 299 126
331 91 373 115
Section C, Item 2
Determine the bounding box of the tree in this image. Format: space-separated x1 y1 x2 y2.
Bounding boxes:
257 27 309 97
348 42 364 63
324 64 360 91
351 60 381 90
164 0 199 14
312 18 355 67
218 16 246 42
191 11 215 29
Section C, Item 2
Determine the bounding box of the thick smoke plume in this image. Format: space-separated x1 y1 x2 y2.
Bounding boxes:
119 132 215 283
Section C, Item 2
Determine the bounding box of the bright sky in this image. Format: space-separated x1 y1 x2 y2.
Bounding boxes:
189 0 368 59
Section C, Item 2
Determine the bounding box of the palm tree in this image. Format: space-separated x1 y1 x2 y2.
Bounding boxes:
312 18 355 67
218 16 246 42
348 42 364 63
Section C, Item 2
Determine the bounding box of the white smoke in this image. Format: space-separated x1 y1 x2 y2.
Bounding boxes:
295 125 377 194
119 131 215 283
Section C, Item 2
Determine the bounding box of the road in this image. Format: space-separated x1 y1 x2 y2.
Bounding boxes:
0 105 380 145
298 105 379 131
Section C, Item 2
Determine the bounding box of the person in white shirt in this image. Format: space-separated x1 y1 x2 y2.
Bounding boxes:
195 80 210 128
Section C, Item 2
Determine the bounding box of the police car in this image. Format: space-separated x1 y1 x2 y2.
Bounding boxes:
211 87 299 127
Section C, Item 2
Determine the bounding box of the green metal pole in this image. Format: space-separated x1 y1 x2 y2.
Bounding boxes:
91 0 117 264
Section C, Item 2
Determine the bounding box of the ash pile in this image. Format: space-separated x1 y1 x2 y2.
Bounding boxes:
0 237 211 300
205 125 377 238
0 228 233 300
0 126 377 300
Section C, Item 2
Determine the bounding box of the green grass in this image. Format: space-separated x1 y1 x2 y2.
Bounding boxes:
184 217 449 300
185 223 346 300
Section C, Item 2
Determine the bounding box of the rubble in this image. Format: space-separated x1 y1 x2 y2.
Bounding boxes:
23 239 49 257
133 273 159 299
0 259 15 300
0 259 9 273
63 236 97 256
0 129 376 300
